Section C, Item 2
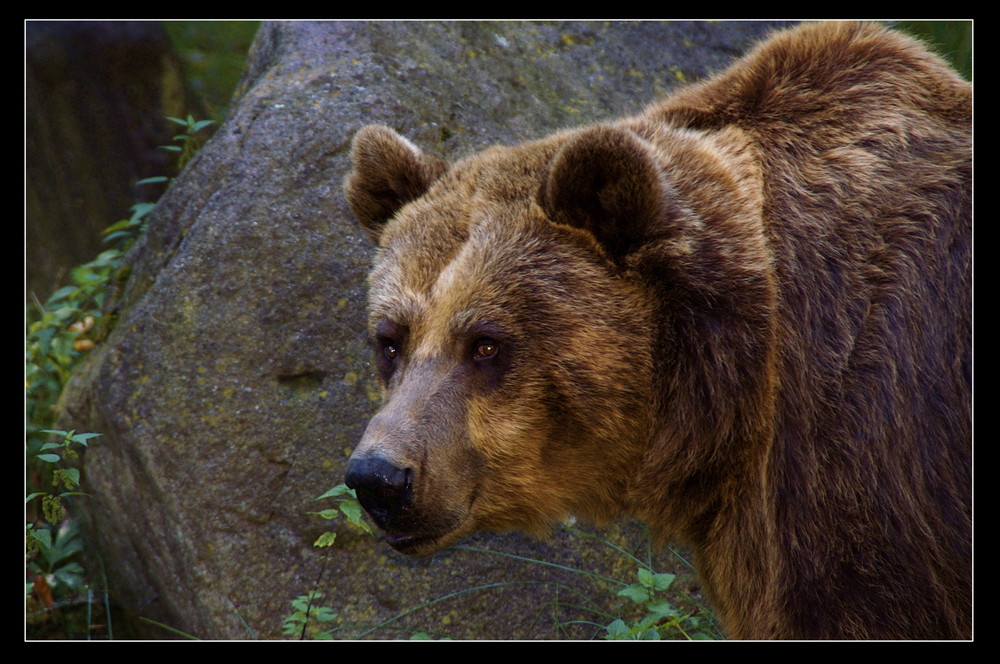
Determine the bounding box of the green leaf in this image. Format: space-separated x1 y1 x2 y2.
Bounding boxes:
70 432 101 445
645 599 679 618
42 524 84 566
316 484 355 501
36 454 61 463
605 618 630 639
45 287 77 304
311 607 337 622
29 527 52 551
102 219 135 234
340 502 373 533
130 202 157 217
53 562 85 590
617 584 649 604
313 532 337 547
137 176 169 185
61 468 81 487
338 500 364 522
637 567 655 587
648 572 675 592
102 231 131 244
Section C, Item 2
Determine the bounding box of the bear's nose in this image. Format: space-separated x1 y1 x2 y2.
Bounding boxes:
344 457 413 530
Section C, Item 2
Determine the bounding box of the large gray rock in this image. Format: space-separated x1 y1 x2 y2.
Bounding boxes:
60 20 790 639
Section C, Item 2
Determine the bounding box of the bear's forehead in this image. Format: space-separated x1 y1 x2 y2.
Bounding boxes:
370 211 547 322
374 223 617 354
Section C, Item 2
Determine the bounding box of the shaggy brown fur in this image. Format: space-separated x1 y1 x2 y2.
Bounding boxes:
343 22 971 640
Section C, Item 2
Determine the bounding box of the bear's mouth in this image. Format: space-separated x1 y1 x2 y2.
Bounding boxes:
382 527 462 556
379 515 473 556
383 531 437 554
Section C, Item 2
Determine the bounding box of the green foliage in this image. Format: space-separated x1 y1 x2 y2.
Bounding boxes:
310 483 374 547
282 592 339 640
159 115 215 172
276 485 374 639
27 249 124 425
100 202 156 248
604 566 712 640
26 115 213 639
25 233 127 633
25 429 98 631
25 113 211 427
26 521 86 595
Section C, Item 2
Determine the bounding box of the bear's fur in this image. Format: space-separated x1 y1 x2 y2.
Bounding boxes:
343 22 971 640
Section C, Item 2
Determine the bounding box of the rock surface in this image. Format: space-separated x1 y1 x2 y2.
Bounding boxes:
59 20 789 639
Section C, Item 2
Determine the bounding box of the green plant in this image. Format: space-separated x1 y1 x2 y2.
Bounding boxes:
25 219 129 630
25 199 139 632
282 591 339 640
604 566 713 640
100 202 156 249
26 115 214 638
311 483 373 548
276 484 373 639
26 252 113 636
158 115 215 173
25 430 99 633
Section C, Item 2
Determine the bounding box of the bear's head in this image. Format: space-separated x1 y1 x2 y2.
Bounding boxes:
342 123 770 555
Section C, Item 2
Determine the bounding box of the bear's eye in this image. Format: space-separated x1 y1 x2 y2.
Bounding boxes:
383 343 398 361
473 339 498 361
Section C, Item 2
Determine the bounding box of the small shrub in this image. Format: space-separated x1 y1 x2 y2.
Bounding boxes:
282 591 338 640
25 115 213 639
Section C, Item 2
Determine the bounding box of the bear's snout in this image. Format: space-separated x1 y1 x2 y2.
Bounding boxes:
345 456 413 530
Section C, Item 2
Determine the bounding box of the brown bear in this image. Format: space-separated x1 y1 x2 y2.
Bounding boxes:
343 22 971 640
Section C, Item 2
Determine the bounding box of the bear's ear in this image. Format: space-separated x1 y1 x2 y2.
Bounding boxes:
539 125 668 262
344 125 448 243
